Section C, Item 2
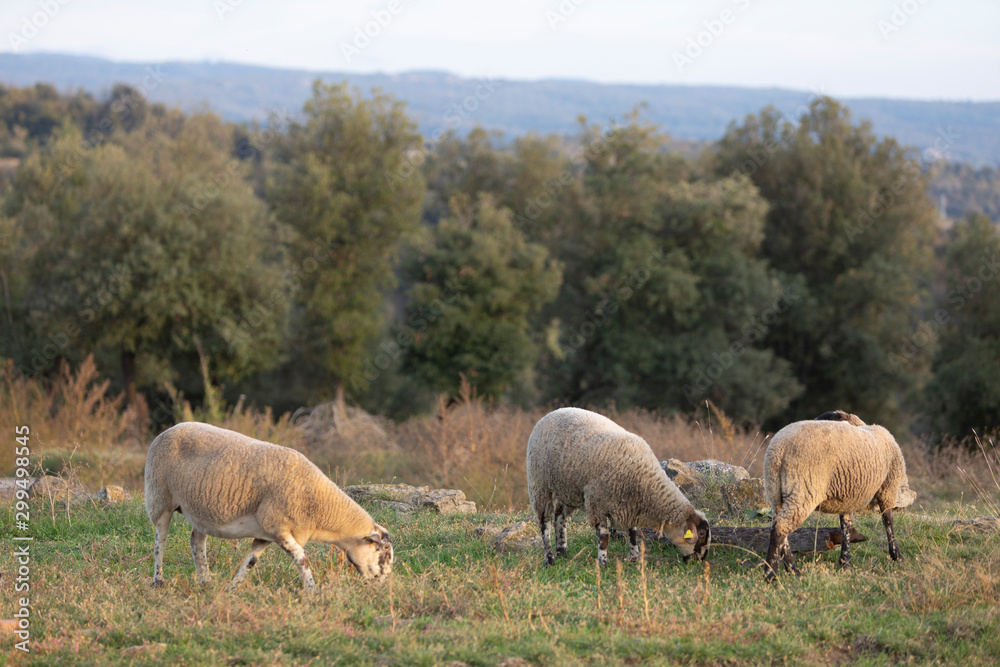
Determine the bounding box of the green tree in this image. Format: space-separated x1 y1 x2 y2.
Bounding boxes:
538 115 801 423
401 195 563 401
713 98 938 427
267 81 424 409
3 113 288 407
923 213 1000 437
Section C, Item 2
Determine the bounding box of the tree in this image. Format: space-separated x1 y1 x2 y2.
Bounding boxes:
4 113 289 408
537 115 801 423
713 98 938 427
401 195 563 401
267 81 424 409
923 213 1000 437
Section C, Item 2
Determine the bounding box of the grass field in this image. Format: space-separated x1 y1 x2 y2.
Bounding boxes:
3 360 1000 665
1 490 999 666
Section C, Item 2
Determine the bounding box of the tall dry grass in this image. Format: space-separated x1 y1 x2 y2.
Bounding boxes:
3 357 998 515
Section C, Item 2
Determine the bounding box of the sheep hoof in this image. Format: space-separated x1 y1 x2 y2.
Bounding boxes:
545 554 556 566
151 579 165 589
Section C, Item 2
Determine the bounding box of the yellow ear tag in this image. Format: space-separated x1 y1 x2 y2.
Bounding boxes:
684 529 694 539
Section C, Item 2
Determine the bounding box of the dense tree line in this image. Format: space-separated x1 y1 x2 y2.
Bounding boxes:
1 82 997 439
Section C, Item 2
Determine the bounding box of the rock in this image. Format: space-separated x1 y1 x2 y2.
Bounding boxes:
98 485 128 504
369 499 419 514
721 478 768 515
344 483 429 504
490 521 541 554
0 478 34 502
950 517 1000 533
661 459 707 499
473 523 503 539
686 460 749 482
28 476 87 501
417 489 477 515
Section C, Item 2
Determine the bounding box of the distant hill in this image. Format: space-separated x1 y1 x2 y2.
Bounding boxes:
2 52 998 165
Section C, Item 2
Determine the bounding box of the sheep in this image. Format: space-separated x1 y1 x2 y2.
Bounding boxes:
144 422 393 591
763 413 910 580
812 410 917 512
526 407 711 566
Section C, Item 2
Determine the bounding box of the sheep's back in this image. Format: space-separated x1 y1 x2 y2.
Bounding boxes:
146 422 327 525
527 408 660 509
765 421 902 513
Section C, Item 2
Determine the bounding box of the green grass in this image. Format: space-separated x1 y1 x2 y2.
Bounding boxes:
2 498 999 666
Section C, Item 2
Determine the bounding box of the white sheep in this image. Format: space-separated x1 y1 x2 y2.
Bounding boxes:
144 422 393 591
763 413 909 579
526 407 711 566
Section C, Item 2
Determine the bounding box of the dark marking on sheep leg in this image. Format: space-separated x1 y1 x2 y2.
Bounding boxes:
278 536 317 591
764 526 781 581
231 539 271 588
882 509 902 561
839 514 853 568
626 528 640 561
781 537 799 575
539 510 556 565
191 529 212 584
596 524 610 567
555 510 568 559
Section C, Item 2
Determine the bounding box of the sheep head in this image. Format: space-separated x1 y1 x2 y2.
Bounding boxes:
343 524 394 581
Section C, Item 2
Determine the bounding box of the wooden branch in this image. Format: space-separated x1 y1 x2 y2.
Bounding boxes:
641 526 867 554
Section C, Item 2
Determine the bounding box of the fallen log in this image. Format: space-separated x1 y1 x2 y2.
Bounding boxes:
641 526 867 554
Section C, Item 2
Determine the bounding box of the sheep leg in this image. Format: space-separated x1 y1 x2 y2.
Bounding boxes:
231 539 271 588
765 525 799 580
538 508 556 565
626 527 641 561
276 534 316 592
881 508 902 561
594 521 611 567
151 511 173 587
838 513 854 569
190 529 212 584
554 504 568 559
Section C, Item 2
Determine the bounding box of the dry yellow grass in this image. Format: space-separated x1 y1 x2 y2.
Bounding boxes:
3 357 998 517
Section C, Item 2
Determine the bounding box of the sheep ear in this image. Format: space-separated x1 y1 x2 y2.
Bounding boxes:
684 520 698 544
365 530 383 545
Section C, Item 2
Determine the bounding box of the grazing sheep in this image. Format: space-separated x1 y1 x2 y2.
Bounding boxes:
813 410 917 512
526 407 711 566
144 422 393 591
763 415 909 579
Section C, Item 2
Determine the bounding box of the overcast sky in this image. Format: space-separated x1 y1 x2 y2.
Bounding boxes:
4 0 999 100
